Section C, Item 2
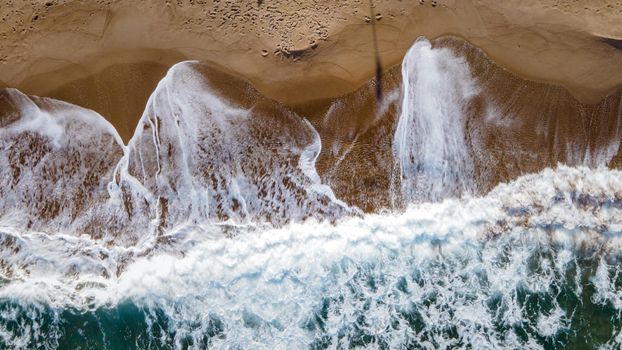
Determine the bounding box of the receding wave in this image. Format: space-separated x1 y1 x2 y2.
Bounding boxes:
1 166 622 348
394 37 478 202
0 36 621 349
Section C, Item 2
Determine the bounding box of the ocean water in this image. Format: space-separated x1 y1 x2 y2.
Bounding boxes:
0 38 621 349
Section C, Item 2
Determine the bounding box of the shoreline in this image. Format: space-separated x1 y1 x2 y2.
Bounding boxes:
1 1 621 107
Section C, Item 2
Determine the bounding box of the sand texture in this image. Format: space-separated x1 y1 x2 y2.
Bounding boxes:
1 1 622 111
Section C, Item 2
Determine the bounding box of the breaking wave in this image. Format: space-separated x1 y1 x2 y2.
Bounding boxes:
1 166 622 349
0 37 621 349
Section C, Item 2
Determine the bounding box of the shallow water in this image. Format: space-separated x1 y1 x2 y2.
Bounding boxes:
0 37 621 349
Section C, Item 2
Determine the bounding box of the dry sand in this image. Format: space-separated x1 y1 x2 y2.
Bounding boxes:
1 0 622 140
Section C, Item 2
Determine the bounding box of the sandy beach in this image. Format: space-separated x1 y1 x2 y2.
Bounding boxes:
3 2 622 348
1 0 622 140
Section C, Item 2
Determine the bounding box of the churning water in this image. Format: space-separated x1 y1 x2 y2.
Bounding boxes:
394 38 477 202
0 38 622 349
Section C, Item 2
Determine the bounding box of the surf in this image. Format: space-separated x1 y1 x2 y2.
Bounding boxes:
0 37 621 349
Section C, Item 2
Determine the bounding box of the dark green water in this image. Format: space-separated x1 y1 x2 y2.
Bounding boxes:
2 242 622 350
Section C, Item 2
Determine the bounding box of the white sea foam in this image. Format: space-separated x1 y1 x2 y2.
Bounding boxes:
0 61 352 245
394 37 479 202
1 37 622 349
0 89 125 235
112 61 352 231
0 166 621 348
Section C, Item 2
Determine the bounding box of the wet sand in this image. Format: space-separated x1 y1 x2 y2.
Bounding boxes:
302 37 622 210
1 1 622 114
24 49 187 141
1 1 621 202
